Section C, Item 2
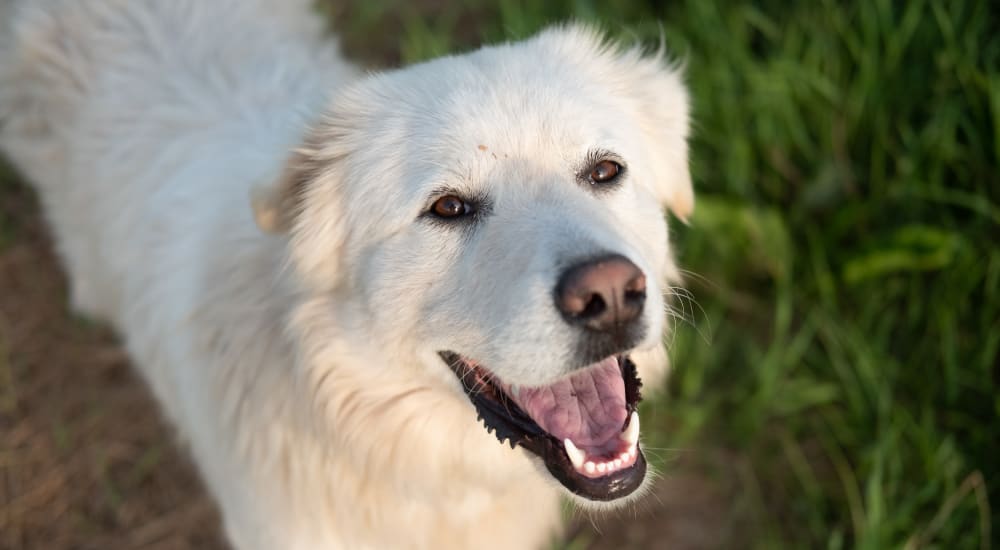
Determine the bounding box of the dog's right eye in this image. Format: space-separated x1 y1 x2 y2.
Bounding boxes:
589 160 621 184
430 195 473 219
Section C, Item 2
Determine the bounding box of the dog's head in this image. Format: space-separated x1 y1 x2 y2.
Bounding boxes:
254 25 692 505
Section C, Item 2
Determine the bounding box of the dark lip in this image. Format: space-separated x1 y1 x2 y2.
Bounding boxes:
439 352 646 502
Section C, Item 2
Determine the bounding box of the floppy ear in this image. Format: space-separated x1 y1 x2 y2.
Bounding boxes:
251 149 311 234
626 52 694 222
250 129 349 290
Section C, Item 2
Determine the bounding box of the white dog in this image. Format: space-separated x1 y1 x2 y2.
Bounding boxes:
0 1 693 548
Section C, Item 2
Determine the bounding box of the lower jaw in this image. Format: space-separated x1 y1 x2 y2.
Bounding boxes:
528 436 648 502
566 426 640 479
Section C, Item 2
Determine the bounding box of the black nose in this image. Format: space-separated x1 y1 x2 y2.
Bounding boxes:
555 254 647 332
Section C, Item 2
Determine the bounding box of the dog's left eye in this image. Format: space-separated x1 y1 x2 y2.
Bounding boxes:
588 160 622 185
430 195 473 219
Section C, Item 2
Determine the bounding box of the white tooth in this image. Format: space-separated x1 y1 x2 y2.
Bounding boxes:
597 462 607 473
509 384 520 399
620 411 640 446
563 439 585 469
629 445 637 458
585 461 596 474
614 458 622 468
620 452 630 462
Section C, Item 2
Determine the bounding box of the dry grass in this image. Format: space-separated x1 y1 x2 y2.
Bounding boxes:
0 179 225 550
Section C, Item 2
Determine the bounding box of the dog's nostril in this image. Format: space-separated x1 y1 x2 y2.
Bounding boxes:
624 273 646 305
579 293 607 319
625 273 646 296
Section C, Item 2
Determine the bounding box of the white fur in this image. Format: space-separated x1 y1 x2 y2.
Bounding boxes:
0 2 692 548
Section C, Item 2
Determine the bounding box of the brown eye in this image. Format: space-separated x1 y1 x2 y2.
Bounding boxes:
431 195 470 218
589 160 622 184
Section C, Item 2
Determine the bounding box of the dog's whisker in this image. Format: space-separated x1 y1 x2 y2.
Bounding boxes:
662 289 715 345
640 445 691 453
676 268 718 289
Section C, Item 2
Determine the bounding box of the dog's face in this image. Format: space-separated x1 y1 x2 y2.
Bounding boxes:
255 26 692 505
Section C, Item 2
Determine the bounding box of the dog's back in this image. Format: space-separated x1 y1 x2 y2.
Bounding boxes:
0 0 352 322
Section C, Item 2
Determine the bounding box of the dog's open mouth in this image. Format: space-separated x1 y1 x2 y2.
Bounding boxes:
440 352 645 501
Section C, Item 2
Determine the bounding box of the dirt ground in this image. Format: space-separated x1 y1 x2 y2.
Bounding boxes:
0 177 224 549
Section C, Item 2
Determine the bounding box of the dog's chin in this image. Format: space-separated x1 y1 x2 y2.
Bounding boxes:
439 351 647 503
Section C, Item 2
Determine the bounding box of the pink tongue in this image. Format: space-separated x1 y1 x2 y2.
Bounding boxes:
510 357 627 453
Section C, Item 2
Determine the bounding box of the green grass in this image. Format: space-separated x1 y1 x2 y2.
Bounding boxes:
329 1 999 548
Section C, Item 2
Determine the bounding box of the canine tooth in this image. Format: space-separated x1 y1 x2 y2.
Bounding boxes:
563 439 585 469
620 411 640 446
584 461 596 474
597 462 607 473
628 445 637 458
510 384 520 399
